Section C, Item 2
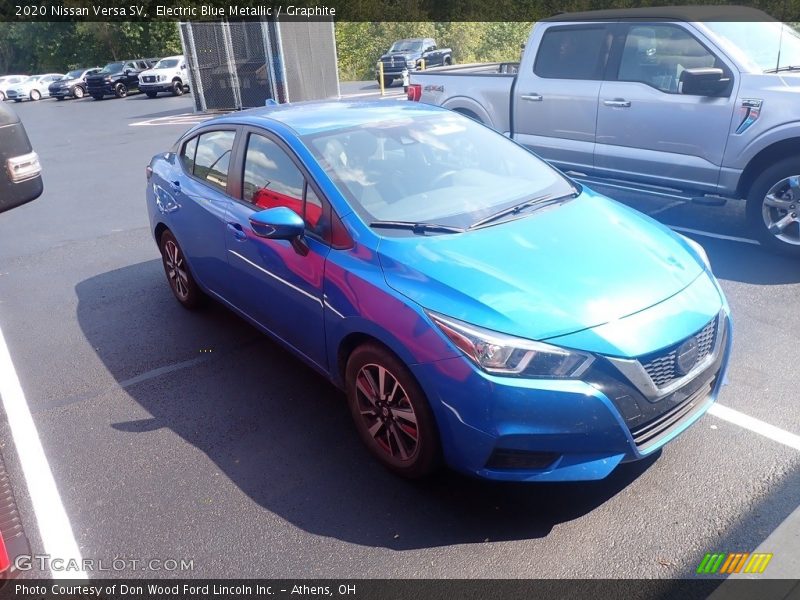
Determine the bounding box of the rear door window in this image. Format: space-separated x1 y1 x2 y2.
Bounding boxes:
193 130 236 192
534 26 613 80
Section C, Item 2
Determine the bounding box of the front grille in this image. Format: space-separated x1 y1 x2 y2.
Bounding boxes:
143 76 156 83
641 318 717 388
6 91 17 98
629 380 713 450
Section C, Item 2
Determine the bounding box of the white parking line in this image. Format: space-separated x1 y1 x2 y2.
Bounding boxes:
709 404 800 451
669 225 760 246
0 324 86 578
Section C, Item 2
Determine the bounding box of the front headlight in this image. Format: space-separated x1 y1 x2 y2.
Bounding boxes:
679 234 711 269
426 311 594 378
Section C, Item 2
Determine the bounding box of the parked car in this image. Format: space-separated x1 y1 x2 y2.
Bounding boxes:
146 101 731 481
5 74 64 102
0 76 27 102
408 7 800 255
48 67 101 100
86 59 155 99
138 55 190 98
0 101 42 214
376 38 452 87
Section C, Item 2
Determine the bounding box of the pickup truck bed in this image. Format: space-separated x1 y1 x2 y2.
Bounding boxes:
410 63 518 134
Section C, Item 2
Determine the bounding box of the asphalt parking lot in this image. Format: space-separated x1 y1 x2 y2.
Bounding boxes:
0 86 798 582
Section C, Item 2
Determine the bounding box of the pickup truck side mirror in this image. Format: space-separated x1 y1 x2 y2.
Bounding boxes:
680 68 730 96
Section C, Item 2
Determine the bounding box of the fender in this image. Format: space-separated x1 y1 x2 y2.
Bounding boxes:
440 96 497 129
728 121 800 170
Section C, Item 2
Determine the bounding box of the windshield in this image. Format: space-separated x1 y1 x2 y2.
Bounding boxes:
389 41 423 53
303 113 575 230
100 62 124 74
705 21 800 72
155 58 180 69
65 69 84 79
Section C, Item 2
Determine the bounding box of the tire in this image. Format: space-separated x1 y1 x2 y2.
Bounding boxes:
171 80 184 96
345 343 440 478
30 89 41 101
379 76 393 88
159 230 203 309
114 82 128 98
746 156 800 256
444 56 452 66
145 91 158 98
92 94 104 100
73 86 84 99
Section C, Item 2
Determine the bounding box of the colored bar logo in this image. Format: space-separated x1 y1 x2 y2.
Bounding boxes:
696 552 773 574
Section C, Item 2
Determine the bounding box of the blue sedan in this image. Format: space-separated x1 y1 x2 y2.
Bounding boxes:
146 101 731 481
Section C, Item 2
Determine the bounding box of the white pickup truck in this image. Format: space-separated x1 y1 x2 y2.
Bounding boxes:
408 7 800 255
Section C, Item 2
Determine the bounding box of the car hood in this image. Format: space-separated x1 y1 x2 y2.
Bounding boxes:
378 188 708 343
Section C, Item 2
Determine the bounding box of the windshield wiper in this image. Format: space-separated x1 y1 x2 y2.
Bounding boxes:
370 221 464 234
468 191 578 230
764 65 800 73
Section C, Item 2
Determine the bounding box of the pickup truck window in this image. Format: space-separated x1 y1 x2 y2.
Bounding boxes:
534 26 612 80
618 25 717 93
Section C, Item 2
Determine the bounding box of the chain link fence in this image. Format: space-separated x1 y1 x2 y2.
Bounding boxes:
179 20 339 112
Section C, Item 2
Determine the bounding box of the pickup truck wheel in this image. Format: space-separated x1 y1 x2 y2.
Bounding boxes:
73 86 84 99
345 343 441 479
444 56 452 66
746 157 800 256
171 80 184 96
159 230 203 309
114 82 128 98
145 91 158 98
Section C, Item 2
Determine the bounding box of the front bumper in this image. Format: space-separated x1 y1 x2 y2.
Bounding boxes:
139 82 173 93
410 277 732 482
48 87 73 98
86 82 115 96
5 91 28 101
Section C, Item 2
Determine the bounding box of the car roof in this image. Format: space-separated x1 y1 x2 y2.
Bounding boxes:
543 5 773 22
209 100 449 136
157 55 184 61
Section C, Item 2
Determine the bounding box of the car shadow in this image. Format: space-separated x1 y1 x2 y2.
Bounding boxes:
76 259 659 550
692 236 800 285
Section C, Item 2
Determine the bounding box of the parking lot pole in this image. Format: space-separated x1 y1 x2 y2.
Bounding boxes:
379 63 385 96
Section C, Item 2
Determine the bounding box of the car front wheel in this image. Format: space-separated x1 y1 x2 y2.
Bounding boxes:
159 230 203 309
345 343 440 478
73 86 84 99
746 157 800 256
30 89 41 101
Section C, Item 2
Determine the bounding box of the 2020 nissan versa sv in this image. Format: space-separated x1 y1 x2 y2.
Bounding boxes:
146 101 732 481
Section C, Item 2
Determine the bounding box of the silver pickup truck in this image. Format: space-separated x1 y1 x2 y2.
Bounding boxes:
408 7 800 255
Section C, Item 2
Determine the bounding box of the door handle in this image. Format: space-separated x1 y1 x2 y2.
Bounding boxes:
603 99 631 108
226 222 247 241
521 93 543 102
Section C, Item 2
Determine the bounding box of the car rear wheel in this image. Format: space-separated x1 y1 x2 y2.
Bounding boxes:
30 89 41 101
746 157 800 257
159 230 203 309
73 86 84 99
345 343 440 478
171 80 184 96
114 82 128 98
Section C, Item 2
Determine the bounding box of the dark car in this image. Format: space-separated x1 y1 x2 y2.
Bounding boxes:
86 59 155 99
0 102 42 214
48 67 101 100
376 38 452 87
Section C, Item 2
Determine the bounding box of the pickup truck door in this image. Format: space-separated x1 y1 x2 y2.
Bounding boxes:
512 23 614 174
594 23 737 192
422 43 442 67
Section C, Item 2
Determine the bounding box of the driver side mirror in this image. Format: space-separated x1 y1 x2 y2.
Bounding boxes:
680 68 729 96
249 206 305 240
